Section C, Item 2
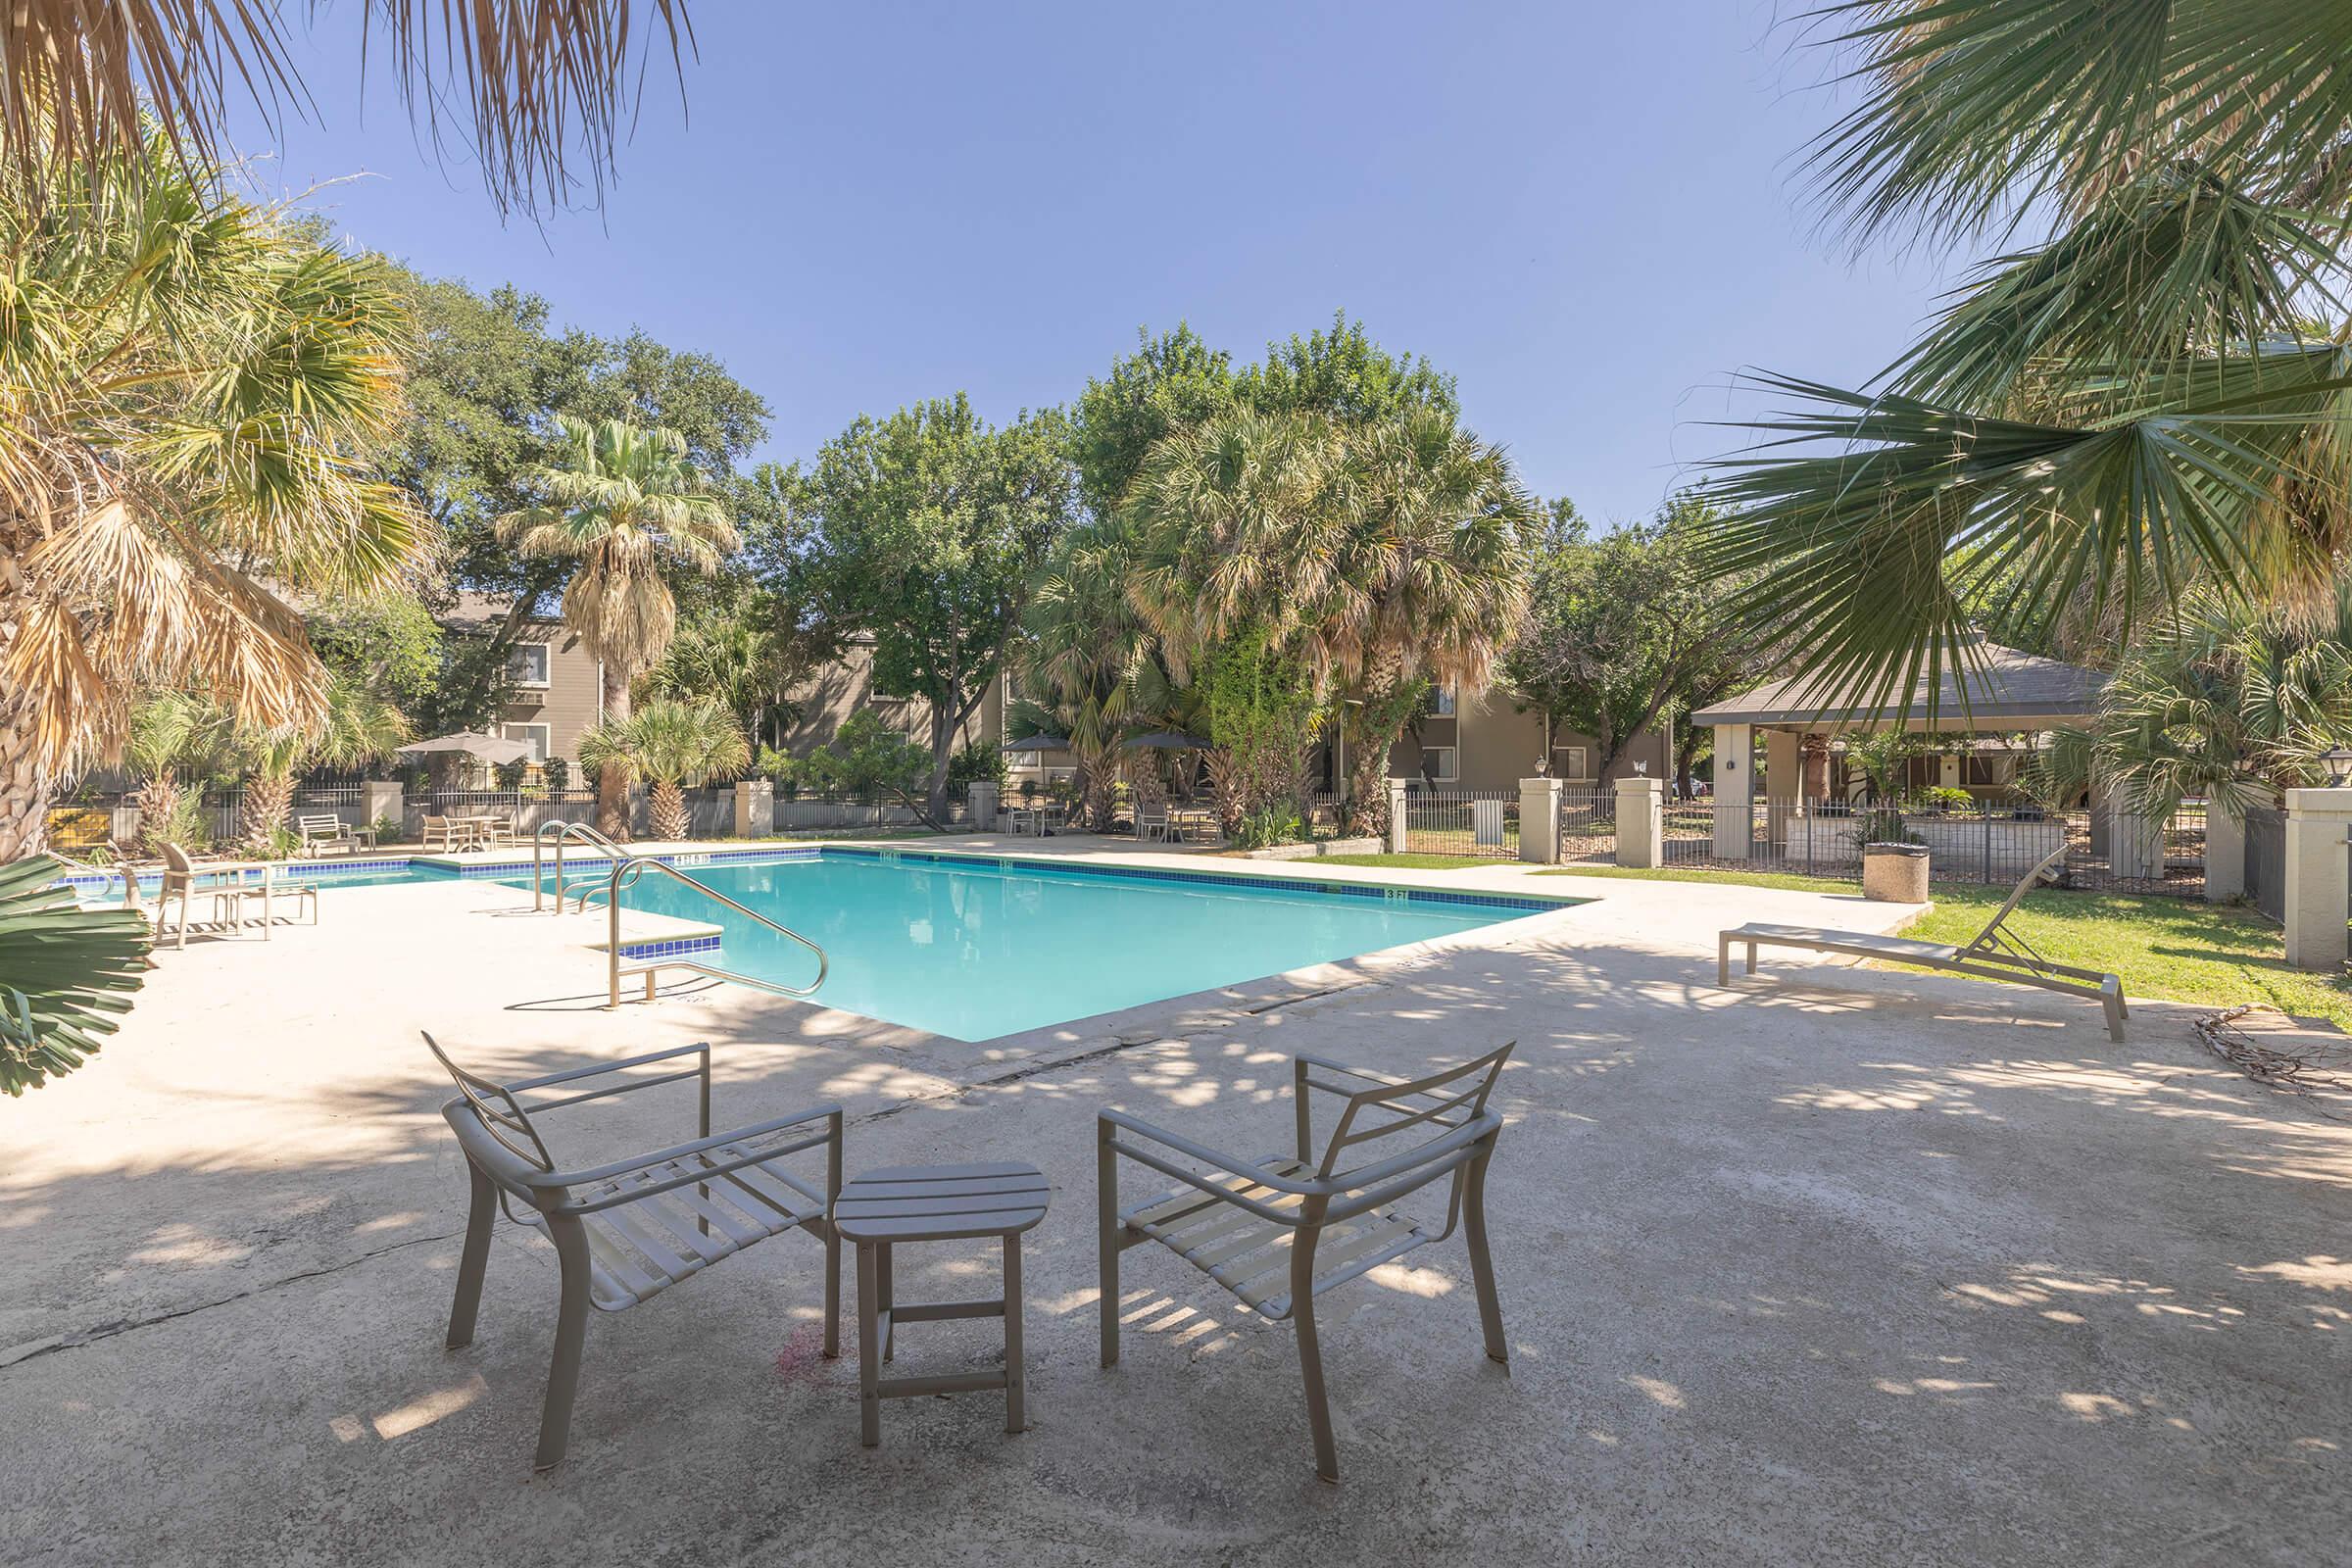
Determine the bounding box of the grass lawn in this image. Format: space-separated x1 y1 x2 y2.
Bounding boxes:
1538 865 2352 1029
1315 853 1500 870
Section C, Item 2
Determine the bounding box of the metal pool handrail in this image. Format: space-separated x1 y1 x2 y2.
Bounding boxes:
533 819 627 911
601 852 828 1009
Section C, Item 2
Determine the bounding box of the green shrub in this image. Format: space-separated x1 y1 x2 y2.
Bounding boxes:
494 759 527 792
542 757 571 795
1909 786 1974 814
948 735 1008 793
1232 805 1305 851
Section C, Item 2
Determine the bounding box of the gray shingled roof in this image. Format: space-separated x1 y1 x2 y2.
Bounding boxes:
1690 639 2107 728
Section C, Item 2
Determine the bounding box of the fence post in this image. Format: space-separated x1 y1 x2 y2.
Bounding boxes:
1518 777 1562 864
363 780 404 841
733 777 774 839
2203 802 2246 904
1614 777 1663 868
2281 787 2352 969
968 780 999 832
1387 780 1409 855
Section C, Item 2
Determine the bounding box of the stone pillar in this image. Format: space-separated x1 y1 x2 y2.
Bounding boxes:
733 778 773 839
1518 776 1562 864
1712 723 1754 859
2204 800 2249 904
1388 780 1409 855
968 780 999 832
2093 780 2165 881
1764 729 1800 808
363 780 404 840
1615 776 1664 868
2283 787 2352 970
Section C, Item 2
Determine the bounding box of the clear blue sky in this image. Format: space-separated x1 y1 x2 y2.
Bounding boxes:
235 1 1968 526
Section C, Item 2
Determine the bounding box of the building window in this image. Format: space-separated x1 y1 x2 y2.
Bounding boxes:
1424 746 1459 783
503 723 550 762
1426 683 1456 717
1551 745 1589 780
507 643 550 688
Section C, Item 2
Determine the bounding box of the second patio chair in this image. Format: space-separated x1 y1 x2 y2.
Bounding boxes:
1097 1042 1514 1481
425 1032 845 1470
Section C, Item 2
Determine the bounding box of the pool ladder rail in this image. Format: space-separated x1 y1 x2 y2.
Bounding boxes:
530 822 828 1009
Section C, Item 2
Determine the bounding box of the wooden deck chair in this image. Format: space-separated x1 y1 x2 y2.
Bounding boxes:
1717 846 2127 1041
1098 1044 1514 1481
425 1033 845 1470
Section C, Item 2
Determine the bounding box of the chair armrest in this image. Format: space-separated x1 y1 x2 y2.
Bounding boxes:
1100 1108 1324 1226
506 1042 712 1092
539 1102 846 1209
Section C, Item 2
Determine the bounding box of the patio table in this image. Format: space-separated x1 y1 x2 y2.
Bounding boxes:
197 858 281 939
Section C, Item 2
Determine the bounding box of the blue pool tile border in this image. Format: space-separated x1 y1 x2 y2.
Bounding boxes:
616 933 724 960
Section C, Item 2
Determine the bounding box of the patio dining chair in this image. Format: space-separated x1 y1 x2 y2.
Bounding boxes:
420 815 463 852
424 1032 845 1470
1097 1043 1514 1481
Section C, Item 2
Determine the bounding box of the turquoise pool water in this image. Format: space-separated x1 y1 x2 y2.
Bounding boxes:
577 851 1574 1040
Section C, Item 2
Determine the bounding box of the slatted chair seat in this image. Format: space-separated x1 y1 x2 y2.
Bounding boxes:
508 1149 830 1310
1123 1157 1429 1316
425 1033 844 1469
1100 1043 1516 1481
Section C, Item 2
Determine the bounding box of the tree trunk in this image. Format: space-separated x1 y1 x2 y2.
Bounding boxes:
647 780 688 842
0 698 52 862
598 665 633 840
244 774 295 853
925 698 956 823
134 773 184 858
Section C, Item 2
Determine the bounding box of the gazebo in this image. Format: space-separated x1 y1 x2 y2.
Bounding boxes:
1690 638 2114 864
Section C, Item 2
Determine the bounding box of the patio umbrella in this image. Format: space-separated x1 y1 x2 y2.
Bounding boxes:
1001 733 1070 751
1123 731 1210 751
397 730 534 764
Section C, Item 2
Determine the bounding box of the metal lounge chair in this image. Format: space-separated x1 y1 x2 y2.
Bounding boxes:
296 814 364 856
1097 1043 1514 1481
1716 845 2128 1041
425 1032 845 1470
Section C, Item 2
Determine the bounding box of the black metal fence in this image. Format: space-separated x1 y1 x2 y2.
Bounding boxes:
1557 787 1616 861
2245 805 2285 922
1400 790 1519 858
1661 798 2205 895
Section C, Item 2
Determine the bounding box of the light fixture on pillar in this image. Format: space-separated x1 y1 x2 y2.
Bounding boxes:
2324 746 2352 786
1633 760 1647 775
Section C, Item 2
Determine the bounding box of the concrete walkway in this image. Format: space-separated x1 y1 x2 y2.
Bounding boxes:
2 846 2345 1566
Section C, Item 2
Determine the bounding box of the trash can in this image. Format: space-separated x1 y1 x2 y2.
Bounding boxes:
1861 841 1930 903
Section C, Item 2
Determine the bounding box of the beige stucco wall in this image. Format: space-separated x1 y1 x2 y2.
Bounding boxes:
777 640 1000 758
496 623 603 764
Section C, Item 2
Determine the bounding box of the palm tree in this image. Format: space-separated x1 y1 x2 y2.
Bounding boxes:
497 417 739 838
122 692 235 858
641 607 801 748
576 698 751 843
0 127 427 863
0 855 147 1096
1327 411 1535 834
4 3 692 219
2039 582 2352 823
236 678 413 853
1695 1 2352 715
1017 521 1154 830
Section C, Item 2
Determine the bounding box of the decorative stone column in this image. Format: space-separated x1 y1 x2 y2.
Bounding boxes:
364 780 404 840
1614 776 1663 868
733 778 774 839
2283 787 2352 969
1518 776 1562 864
2203 799 2251 904
968 780 999 832
1712 723 1754 859
1387 780 1409 855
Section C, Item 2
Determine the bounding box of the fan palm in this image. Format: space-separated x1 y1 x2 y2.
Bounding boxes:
1017 521 1154 830
1696 0 2352 718
576 697 751 843
0 855 148 1095
235 677 414 853
0 126 428 863
2040 582 2352 822
2 2 693 219
122 691 235 857
496 416 738 838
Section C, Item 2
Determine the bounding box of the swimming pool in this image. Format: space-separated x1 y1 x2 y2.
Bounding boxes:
565 849 1580 1040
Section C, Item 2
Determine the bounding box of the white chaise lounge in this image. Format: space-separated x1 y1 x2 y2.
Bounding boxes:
1716 846 2127 1041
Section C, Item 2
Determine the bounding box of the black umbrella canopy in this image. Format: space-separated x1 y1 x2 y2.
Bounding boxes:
1124 732 1210 751
1001 733 1070 751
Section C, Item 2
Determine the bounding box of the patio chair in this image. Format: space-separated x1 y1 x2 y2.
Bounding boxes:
1716 845 2127 1041
148 842 250 948
420 815 465 852
424 1032 845 1470
296 814 362 856
1097 1043 1515 1481
478 813 520 849
1134 806 1178 844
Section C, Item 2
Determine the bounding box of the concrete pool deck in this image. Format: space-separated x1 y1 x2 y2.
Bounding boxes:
3 840 2346 1565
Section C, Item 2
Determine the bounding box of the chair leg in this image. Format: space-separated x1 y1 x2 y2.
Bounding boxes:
1463 1150 1508 1366
445 1165 497 1349
877 1244 895 1363
1292 1293 1340 1484
1098 1121 1120 1368
533 1219 595 1472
